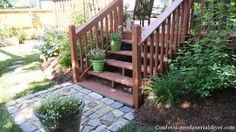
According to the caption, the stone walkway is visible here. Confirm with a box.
[5,83,134,132]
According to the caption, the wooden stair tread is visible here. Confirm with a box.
[78,80,133,106]
[105,59,157,73]
[106,59,133,70]
[122,39,164,47]
[107,50,162,60]
[88,71,133,87]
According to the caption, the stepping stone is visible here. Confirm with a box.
[111,102,123,109]
[20,122,37,132]
[101,97,114,105]
[88,92,103,99]
[101,113,116,122]
[88,118,101,127]
[107,118,129,132]
[112,109,124,117]
[119,106,133,113]
[124,112,134,120]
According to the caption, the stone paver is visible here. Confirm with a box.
[5,83,134,132]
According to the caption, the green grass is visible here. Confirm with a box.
[118,121,157,132]
[0,43,55,131]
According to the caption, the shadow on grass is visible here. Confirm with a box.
[0,49,20,58]
[0,54,40,77]
[13,80,55,100]
[0,103,22,132]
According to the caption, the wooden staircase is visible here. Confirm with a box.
[69,0,194,109]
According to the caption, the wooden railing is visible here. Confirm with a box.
[132,0,194,108]
[69,0,123,82]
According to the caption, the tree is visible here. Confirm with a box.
[0,0,13,8]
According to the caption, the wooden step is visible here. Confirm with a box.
[78,80,133,106]
[122,39,164,47]
[107,50,162,60]
[88,71,133,87]
[105,59,155,74]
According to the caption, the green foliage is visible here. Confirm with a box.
[0,28,26,43]
[88,49,105,60]
[58,36,72,68]
[143,73,182,106]
[34,94,83,128]
[169,0,236,97]
[118,121,156,132]
[36,27,66,60]
[110,32,122,42]
[0,0,13,8]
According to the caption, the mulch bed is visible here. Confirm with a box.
[135,89,236,129]
[41,57,72,84]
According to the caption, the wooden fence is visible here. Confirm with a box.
[54,0,113,29]
[0,9,55,29]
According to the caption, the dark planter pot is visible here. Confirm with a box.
[34,100,85,132]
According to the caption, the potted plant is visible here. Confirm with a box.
[34,94,84,132]
[88,49,105,72]
[109,32,122,51]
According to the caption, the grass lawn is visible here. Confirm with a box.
[118,121,157,132]
[0,42,55,131]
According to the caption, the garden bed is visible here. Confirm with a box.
[135,89,236,129]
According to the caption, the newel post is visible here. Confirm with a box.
[132,25,142,109]
[69,25,80,82]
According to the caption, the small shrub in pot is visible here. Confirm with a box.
[88,49,105,72]
[34,94,84,132]
[109,32,122,51]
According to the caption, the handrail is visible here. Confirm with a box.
[140,0,183,43]
[75,0,123,38]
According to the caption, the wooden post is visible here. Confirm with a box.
[132,25,142,109]
[69,25,80,82]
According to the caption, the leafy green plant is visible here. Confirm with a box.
[169,0,236,97]
[109,32,122,42]
[36,26,66,60]
[34,94,83,128]
[143,73,182,106]
[0,28,26,43]
[88,49,105,60]
[0,0,13,8]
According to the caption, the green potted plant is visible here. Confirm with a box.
[88,49,105,72]
[34,94,84,132]
[109,32,122,51]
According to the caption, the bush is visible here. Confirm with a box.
[170,42,236,97]
[36,27,66,60]
[109,32,122,42]
[58,36,72,68]
[143,73,182,106]
[34,94,83,128]
[0,28,26,43]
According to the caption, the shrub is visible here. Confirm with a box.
[36,27,66,60]
[58,36,72,68]
[88,49,105,60]
[0,28,26,43]
[109,32,122,42]
[34,94,83,128]
[143,73,182,106]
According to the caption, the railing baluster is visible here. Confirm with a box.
[154,28,159,76]
[114,8,118,32]
[95,24,99,48]
[143,41,148,78]
[90,29,94,49]
[105,15,109,47]
[160,22,165,73]
[84,33,89,68]
[79,38,83,70]
[110,12,113,33]
[101,19,104,49]
[170,11,176,58]
[149,34,154,77]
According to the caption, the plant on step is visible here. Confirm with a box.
[34,94,84,131]
[88,48,105,72]
[109,32,122,51]
[143,72,182,107]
